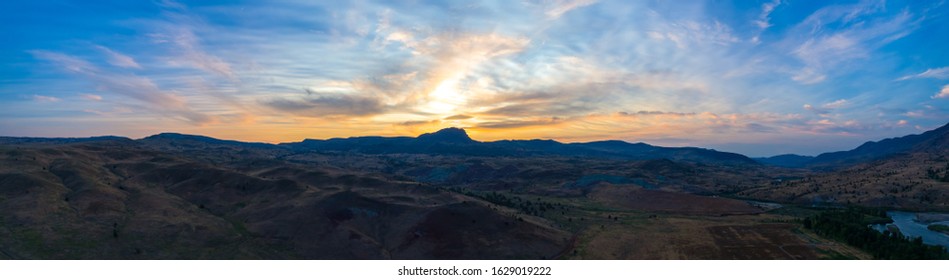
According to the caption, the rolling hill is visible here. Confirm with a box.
[0,140,569,259]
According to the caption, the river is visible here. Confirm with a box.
[872,211,949,248]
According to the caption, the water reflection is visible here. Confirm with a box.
[871,211,949,248]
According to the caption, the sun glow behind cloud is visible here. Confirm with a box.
[0,0,947,156]
[424,76,466,116]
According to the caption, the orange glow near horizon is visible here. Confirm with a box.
[144,110,801,148]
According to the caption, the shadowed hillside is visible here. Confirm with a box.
[2,124,948,259]
[0,141,569,259]
[741,123,949,210]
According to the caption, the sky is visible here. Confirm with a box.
[1,0,947,157]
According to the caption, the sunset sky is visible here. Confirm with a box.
[1,0,947,156]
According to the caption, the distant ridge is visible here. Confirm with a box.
[0,127,760,164]
[17,128,749,164]
[6,123,948,167]
[280,127,757,164]
[754,122,949,168]
[141,132,279,150]
[754,154,814,168]
[807,122,949,168]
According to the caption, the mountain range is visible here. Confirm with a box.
[9,122,948,169]
[280,127,757,165]
[755,122,949,168]
[1,122,947,259]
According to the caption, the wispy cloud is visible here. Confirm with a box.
[804,118,868,135]
[32,95,61,103]
[791,68,827,85]
[754,0,782,30]
[543,0,598,19]
[803,99,848,116]
[79,94,103,101]
[397,119,441,127]
[261,95,386,117]
[901,105,948,120]
[158,27,235,79]
[934,85,949,99]
[822,99,848,109]
[802,104,826,114]
[620,111,696,117]
[787,1,919,84]
[27,50,96,74]
[29,50,211,124]
[94,45,142,69]
[147,3,236,80]
[647,20,739,49]
[474,117,562,129]
[897,67,949,81]
[750,0,783,44]
[156,0,186,10]
[444,114,472,120]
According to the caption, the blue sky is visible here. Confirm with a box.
[1,0,947,156]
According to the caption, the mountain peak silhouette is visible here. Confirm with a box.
[416,127,475,143]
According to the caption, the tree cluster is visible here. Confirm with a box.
[803,207,948,259]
